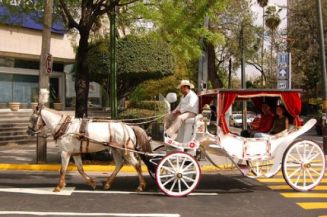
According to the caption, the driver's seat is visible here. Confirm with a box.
[175,115,201,143]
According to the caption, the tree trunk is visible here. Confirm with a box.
[262,6,266,86]
[75,32,90,118]
[207,41,223,88]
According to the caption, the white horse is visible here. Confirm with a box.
[27,91,152,192]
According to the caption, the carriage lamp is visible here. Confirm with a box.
[202,104,212,124]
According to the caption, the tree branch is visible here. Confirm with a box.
[58,0,79,29]
[118,0,140,6]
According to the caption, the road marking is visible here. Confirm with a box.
[0,211,180,216]
[281,193,327,198]
[268,185,327,190]
[0,187,75,196]
[74,190,219,196]
[257,178,327,183]
[297,202,327,210]
[275,172,327,176]
[0,188,218,196]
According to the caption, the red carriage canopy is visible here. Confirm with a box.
[198,89,302,134]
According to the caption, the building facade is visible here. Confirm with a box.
[0,3,102,110]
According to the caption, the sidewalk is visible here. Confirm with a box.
[0,128,322,173]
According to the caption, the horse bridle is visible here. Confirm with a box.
[28,104,46,135]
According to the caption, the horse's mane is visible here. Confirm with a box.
[39,88,49,104]
[130,125,152,153]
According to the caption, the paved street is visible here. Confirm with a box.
[0,170,321,217]
[0,128,325,216]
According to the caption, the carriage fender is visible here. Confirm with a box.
[267,119,317,176]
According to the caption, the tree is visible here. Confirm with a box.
[287,0,327,99]
[0,0,141,117]
[86,35,175,99]
[58,0,144,117]
[257,0,269,85]
[265,5,281,81]
[132,0,227,61]
[212,0,260,88]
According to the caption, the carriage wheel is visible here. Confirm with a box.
[282,140,325,191]
[155,152,201,197]
[148,145,166,179]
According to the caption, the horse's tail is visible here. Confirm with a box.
[130,125,152,153]
[130,125,156,173]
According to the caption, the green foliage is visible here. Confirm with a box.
[86,34,175,98]
[265,6,282,32]
[129,63,191,101]
[119,108,157,119]
[288,0,325,99]
[213,0,260,84]
[127,100,165,112]
[131,0,227,62]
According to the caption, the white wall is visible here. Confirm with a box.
[0,25,75,62]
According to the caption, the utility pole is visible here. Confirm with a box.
[110,1,118,119]
[316,0,327,156]
[240,23,247,130]
[37,0,53,163]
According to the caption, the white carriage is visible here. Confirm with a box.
[152,89,326,197]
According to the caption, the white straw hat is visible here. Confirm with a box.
[177,80,194,89]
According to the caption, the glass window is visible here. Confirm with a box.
[0,74,13,103]
[14,59,39,70]
[0,57,15,67]
[53,63,64,72]
[12,74,39,103]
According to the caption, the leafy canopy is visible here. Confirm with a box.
[131,0,227,61]
[87,34,175,98]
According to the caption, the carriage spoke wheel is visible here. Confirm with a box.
[155,152,201,197]
[282,140,325,191]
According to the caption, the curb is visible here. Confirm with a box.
[0,164,221,173]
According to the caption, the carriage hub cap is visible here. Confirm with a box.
[303,163,311,169]
[176,173,183,179]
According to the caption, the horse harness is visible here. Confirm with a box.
[53,115,72,140]
[78,119,132,155]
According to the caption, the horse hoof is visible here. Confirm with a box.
[103,183,111,190]
[90,180,97,190]
[136,186,145,192]
[53,186,61,192]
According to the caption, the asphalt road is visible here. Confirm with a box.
[0,170,325,217]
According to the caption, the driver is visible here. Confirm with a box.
[164,80,199,139]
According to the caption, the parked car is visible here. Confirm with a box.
[230,113,254,127]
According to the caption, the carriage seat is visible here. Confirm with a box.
[175,115,199,143]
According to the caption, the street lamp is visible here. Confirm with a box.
[316,0,327,157]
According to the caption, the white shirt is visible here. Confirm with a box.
[176,90,199,114]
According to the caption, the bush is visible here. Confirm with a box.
[129,63,193,101]
[119,108,157,120]
[128,100,166,112]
